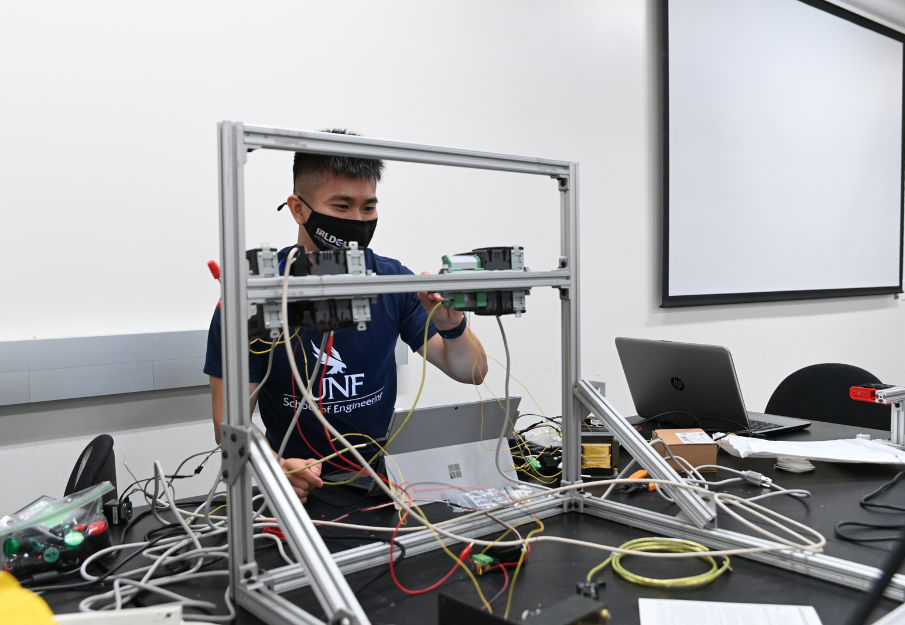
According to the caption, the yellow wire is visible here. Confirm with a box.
[321,301,442,486]
[249,328,301,354]
[480,519,544,554]
[186,503,225,524]
[464,319,549,461]
[283,444,370,474]
[504,521,545,619]
[408,497,493,612]
[585,537,730,588]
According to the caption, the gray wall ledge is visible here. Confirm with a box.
[0,331,209,406]
[0,332,409,407]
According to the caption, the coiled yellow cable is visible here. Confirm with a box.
[586,537,730,588]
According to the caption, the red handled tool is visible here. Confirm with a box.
[208,260,221,308]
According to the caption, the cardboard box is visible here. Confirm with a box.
[652,429,717,473]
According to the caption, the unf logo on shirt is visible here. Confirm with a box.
[282,341,384,415]
[312,343,346,375]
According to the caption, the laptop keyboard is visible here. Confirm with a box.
[747,419,775,432]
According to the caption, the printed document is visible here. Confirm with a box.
[638,599,822,625]
[718,436,905,464]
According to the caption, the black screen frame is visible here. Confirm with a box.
[661,0,905,308]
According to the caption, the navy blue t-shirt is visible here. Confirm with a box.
[203,247,437,461]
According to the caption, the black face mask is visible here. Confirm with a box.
[278,196,378,250]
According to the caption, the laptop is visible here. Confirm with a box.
[382,396,522,501]
[324,396,522,496]
[615,338,810,436]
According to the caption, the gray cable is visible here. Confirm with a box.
[249,342,276,403]
[494,316,541,489]
[277,331,330,462]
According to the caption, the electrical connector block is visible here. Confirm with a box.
[470,553,497,575]
[438,246,529,316]
[246,242,376,339]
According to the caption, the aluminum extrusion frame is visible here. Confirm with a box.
[218,121,581,624]
[573,379,716,528]
[582,496,905,601]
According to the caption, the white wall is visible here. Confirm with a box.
[1,0,904,512]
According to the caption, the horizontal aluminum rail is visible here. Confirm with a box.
[243,125,572,177]
[264,495,563,595]
[246,269,570,304]
[583,497,905,601]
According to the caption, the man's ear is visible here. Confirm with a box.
[286,195,308,226]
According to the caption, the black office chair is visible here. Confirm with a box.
[765,363,890,431]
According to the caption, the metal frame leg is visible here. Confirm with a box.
[221,424,370,625]
[574,379,717,528]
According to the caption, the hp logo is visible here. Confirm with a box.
[670,377,685,391]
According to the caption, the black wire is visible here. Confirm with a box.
[835,521,905,543]
[860,471,905,513]
[846,528,905,625]
[634,411,757,436]
[835,471,905,543]
[120,509,153,544]
[322,535,407,594]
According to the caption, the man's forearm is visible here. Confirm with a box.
[209,377,258,444]
[439,329,488,383]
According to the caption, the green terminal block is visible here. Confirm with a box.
[43,547,60,563]
[438,247,528,316]
[470,552,497,575]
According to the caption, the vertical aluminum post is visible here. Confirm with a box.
[560,163,582,485]
[892,402,905,446]
[218,121,256,593]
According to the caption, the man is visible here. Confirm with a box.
[204,129,489,502]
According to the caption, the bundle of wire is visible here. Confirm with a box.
[52,251,830,620]
[273,248,828,618]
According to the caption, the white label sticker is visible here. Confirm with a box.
[675,431,713,445]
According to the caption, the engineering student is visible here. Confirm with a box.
[204,129,489,502]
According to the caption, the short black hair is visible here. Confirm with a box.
[292,128,385,194]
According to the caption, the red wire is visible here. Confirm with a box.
[389,507,473,595]
[317,333,334,414]
[317,333,367,472]
[286,332,352,473]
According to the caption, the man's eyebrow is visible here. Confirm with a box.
[326,194,378,204]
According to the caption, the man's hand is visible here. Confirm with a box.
[417,271,464,331]
[279,458,324,503]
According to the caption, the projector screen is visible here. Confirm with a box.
[663,0,905,307]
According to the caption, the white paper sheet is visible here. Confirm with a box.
[638,598,822,625]
[719,436,905,464]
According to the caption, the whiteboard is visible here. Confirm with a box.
[663,0,905,306]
